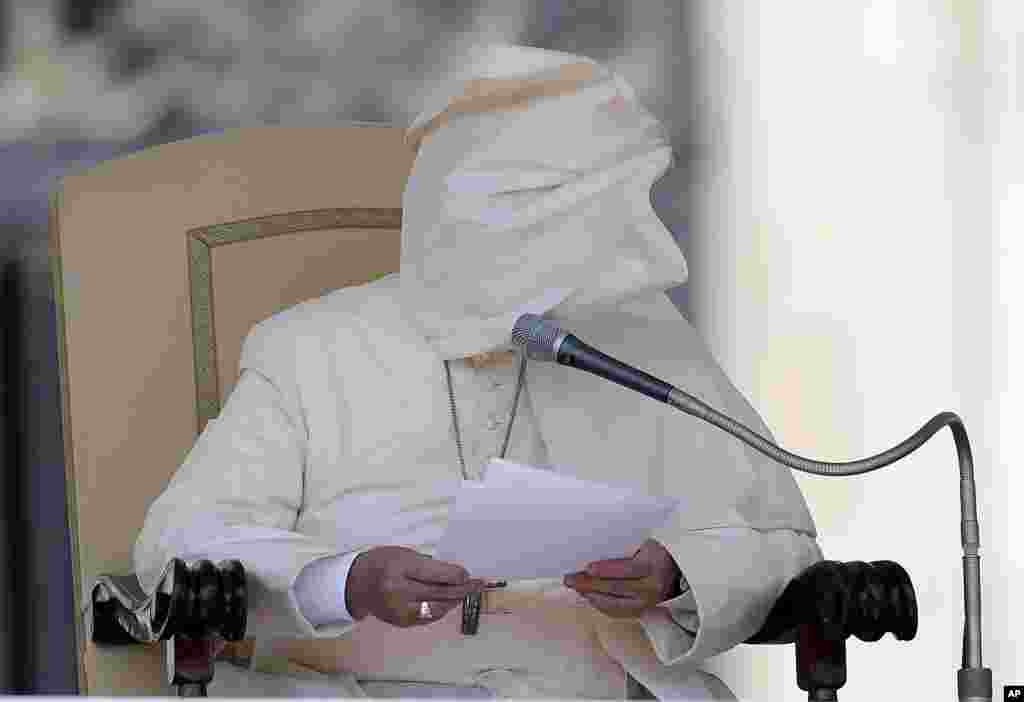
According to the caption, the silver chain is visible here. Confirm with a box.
[443,350,527,480]
[444,350,527,637]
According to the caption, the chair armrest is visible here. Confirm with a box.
[743,559,917,698]
[90,559,246,695]
[745,559,917,645]
[91,558,246,644]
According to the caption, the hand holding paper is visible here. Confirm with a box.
[563,537,684,618]
[434,459,679,581]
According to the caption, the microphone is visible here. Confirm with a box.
[511,313,674,403]
[512,313,809,469]
[511,312,991,702]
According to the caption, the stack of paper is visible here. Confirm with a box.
[434,458,679,580]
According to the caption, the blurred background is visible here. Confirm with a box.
[0,1,1020,699]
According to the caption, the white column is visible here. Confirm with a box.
[687,2,1018,699]
[982,0,1024,691]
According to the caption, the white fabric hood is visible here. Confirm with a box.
[399,44,688,360]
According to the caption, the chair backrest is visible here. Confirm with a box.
[49,125,414,694]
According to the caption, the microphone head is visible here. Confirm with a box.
[512,314,566,362]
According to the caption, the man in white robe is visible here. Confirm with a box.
[134,44,823,699]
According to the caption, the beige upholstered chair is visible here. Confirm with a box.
[50,125,410,694]
[50,125,916,698]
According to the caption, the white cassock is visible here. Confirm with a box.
[133,45,823,699]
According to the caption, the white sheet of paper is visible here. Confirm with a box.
[434,458,679,580]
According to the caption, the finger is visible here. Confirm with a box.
[565,573,656,599]
[584,557,652,579]
[406,600,460,627]
[428,601,461,623]
[407,557,471,585]
[579,591,648,619]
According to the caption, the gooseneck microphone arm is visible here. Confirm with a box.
[511,313,991,702]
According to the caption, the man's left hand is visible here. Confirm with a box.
[563,538,682,619]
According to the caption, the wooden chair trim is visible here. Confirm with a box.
[186,207,401,433]
[48,184,88,693]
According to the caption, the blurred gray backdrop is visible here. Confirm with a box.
[0,1,696,692]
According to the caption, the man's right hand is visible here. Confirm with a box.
[345,546,488,628]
